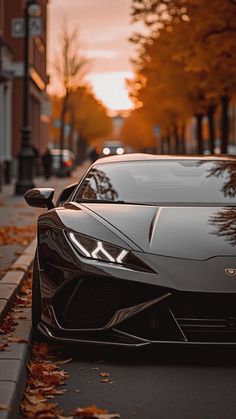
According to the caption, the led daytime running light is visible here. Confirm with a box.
[69,232,128,264]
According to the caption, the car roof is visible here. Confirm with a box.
[103,141,123,146]
[93,153,236,165]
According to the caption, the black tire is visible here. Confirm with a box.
[31,251,42,333]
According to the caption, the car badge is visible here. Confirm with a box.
[225,268,236,277]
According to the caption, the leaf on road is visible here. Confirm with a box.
[25,393,47,405]
[55,357,73,366]
[100,379,114,384]
[20,399,60,418]
[99,372,110,377]
[73,405,120,418]
[32,342,50,358]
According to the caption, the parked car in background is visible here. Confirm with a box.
[101,141,125,157]
[50,149,75,177]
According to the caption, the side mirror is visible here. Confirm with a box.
[24,188,55,210]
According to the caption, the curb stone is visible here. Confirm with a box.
[0,239,36,419]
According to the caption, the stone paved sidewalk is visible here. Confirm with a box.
[0,160,91,274]
[0,160,91,418]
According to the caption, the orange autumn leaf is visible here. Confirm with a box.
[0,225,35,246]
[42,370,70,386]
[0,314,16,334]
[100,378,114,384]
[6,336,28,343]
[99,372,110,377]
[25,393,47,405]
[0,343,8,351]
[20,399,59,417]
[73,405,120,418]
[73,405,108,416]
[32,342,50,359]
[0,404,11,412]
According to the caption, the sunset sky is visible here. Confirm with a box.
[47,0,137,111]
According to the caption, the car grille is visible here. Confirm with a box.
[53,279,236,344]
[55,276,159,329]
[171,292,236,342]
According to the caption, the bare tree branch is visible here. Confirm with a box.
[203,25,236,42]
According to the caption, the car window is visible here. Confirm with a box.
[74,160,236,205]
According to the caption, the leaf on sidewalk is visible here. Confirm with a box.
[0,404,11,412]
[0,314,17,334]
[0,343,8,351]
[0,225,35,246]
[6,336,28,343]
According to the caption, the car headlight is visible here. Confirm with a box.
[103,147,110,155]
[68,232,129,264]
[116,147,124,155]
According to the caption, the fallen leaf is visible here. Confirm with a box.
[55,357,73,365]
[0,314,17,334]
[0,404,11,412]
[73,405,120,418]
[99,372,110,377]
[32,342,50,358]
[0,224,35,246]
[100,379,114,384]
[0,343,8,351]
[6,336,28,343]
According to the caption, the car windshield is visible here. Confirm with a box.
[75,160,236,205]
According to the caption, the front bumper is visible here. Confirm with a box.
[39,275,236,346]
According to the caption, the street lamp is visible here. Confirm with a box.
[15,0,41,195]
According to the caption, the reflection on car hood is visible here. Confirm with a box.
[84,203,236,260]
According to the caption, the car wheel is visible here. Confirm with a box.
[31,251,42,336]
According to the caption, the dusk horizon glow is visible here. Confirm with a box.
[47,0,136,112]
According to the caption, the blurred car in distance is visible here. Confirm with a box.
[50,149,75,177]
[101,141,125,157]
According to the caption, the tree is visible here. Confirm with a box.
[120,108,156,150]
[54,26,88,170]
[130,0,236,154]
[48,87,113,161]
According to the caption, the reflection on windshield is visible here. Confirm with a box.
[206,161,236,198]
[80,168,118,201]
[209,208,236,246]
[76,160,236,204]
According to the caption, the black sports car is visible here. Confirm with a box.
[24,154,236,346]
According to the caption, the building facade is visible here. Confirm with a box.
[0,0,49,188]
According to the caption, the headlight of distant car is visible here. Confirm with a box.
[116,147,124,155]
[68,232,129,264]
[103,147,110,155]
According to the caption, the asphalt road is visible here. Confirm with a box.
[47,342,236,419]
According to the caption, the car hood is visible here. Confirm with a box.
[83,203,236,260]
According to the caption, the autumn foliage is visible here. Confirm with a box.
[125,0,236,154]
